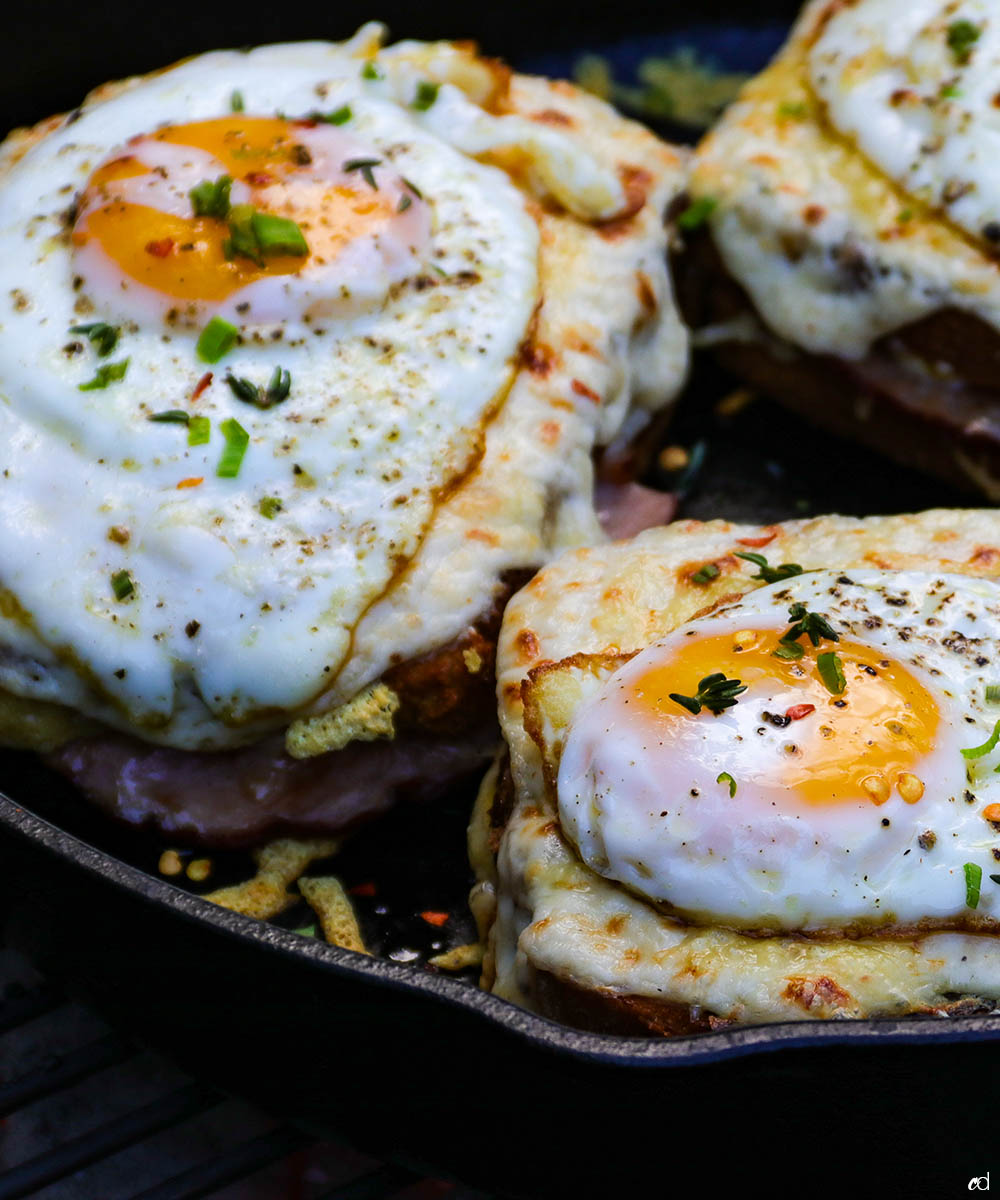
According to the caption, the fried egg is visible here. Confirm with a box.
[475,512,1000,1028]
[559,570,997,933]
[689,0,1000,359]
[0,27,688,753]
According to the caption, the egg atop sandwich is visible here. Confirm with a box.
[0,26,689,840]
[475,512,1000,1031]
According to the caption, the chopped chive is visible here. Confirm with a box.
[148,410,190,425]
[314,104,352,125]
[677,195,717,232]
[402,177,423,200]
[344,157,381,191]
[110,569,135,601]
[225,203,262,264]
[817,651,845,695]
[962,719,1000,760]
[986,685,1000,704]
[69,321,119,357]
[217,417,249,478]
[292,922,318,938]
[717,771,737,798]
[947,19,980,65]
[734,551,803,584]
[361,60,383,80]
[940,83,962,99]
[411,80,440,111]
[189,175,232,219]
[691,562,720,585]
[965,861,982,909]
[230,90,244,112]
[188,415,211,446]
[397,193,412,213]
[196,317,238,364]
[79,359,129,391]
[258,495,283,519]
[991,874,1000,887]
[251,211,308,256]
[772,642,804,661]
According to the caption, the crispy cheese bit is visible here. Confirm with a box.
[861,775,890,806]
[186,857,213,882]
[428,943,485,971]
[205,836,339,920]
[462,647,483,674]
[897,773,925,804]
[158,849,184,876]
[285,681,400,759]
[298,875,368,954]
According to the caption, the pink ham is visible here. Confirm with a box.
[595,481,677,540]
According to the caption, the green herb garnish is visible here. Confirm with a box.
[344,157,381,191]
[772,641,805,661]
[817,650,846,696]
[110,569,135,601]
[412,80,440,111]
[69,322,120,357]
[217,418,249,478]
[670,672,747,717]
[940,83,962,99]
[258,495,283,519]
[292,922,318,938]
[734,551,803,584]
[188,415,211,446]
[230,90,245,113]
[781,602,840,648]
[777,100,808,119]
[361,60,383,80]
[312,105,352,125]
[717,771,737,797]
[986,685,1000,704]
[965,861,983,909]
[79,359,129,391]
[189,175,233,220]
[224,203,261,263]
[961,719,1000,760]
[251,212,308,256]
[148,410,190,425]
[691,562,720,585]
[226,366,291,410]
[196,317,239,364]
[947,19,981,65]
[677,195,717,232]
[402,177,423,200]
[397,194,413,213]
[990,874,1000,887]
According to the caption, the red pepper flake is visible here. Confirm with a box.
[570,378,601,404]
[737,531,777,548]
[145,238,174,258]
[191,371,213,402]
[349,881,377,897]
[176,476,203,489]
[786,703,816,721]
[420,910,449,927]
[245,171,274,186]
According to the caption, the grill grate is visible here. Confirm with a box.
[0,950,490,1200]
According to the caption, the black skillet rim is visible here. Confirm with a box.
[5,789,1000,1065]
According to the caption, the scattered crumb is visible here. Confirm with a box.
[158,849,183,876]
[428,943,485,971]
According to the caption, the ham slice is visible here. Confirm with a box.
[47,726,497,847]
[595,481,677,539]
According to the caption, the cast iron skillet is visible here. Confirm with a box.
[2,3,1000,1193]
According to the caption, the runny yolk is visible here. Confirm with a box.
[73,117,401,303]
[631,628,940,808]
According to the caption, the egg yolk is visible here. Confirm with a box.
[73,117,405,303]
[632,628,940,808]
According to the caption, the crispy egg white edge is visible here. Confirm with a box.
[485,511,1000,1018]
[0,38,689,750]
[688,0,1000,360]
